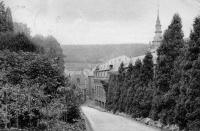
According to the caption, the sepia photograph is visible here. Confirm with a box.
[0,0,200,131]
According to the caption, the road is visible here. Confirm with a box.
[81,106,161,131]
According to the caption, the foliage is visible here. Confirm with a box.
[32,35,65,73]
[0,1,13,32]
[151,14,184,125]
[174,16,200,130]
[0,32,39,52]
[66,105,80,123]
[125,59,142,114]
[104,13,200,131]
[0,2,84,130]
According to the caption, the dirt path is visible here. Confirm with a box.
[81,106,161,131]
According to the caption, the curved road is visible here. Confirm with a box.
[81,106,161,131]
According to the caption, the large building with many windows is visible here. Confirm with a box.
[90,55,130,107]
[88,9,162,108]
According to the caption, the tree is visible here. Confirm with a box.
[106,74,117,110]
[141,52,154,85]
[0,2,13,32]
[0,32,39,52]
[137,52,154,117]
[5,7,13,31]
[151,14,184,124]
[32,35,65,73]
[115,62,125,112]
[156,14,184,93]
[175,16,200,130]
[118,63,133,113]
[128,52,154,118]
[25,54,65,95]
[125,59,142,114]
[0,2,83,130]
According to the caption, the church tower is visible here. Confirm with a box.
[150,4,162,52]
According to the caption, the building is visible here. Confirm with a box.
[14,22,31,37]
[90,55,130,107]
[88,8,162,108]
[68,69,93,101]
[88,75,94,99]
[149,8,162,52]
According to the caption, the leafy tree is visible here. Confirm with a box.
[0,2,13,32]
[5,7,13,32]
[0,32,39,52]
[0,2,84,130]
[26,55,65,95]
[32,35,65,73]
[0,1,7,32]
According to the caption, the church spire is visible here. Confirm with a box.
[156,6,160,25]
[155,0,161,34]
[150,0,162,51]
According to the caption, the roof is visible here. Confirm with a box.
[130,51,157,65]
[93,52,157,73]
[95,55,131,71]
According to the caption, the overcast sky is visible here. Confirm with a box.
[4,0,200,45]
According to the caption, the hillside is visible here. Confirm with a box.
[62,44,149,64]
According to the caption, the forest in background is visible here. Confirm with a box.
[62,44,149,64]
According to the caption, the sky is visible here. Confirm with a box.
[4,0,200,45]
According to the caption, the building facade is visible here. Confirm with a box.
[89,9,162,108]
[89,55,130,107]
[93,68,110,108]
[88,75,94,99]
[68,69,93,102]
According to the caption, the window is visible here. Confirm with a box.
[95,86,97,95]
[96,86,98,96]
[97,86,99,96]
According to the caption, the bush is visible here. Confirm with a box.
[59,111,68,122]
[38,121,47,131]
[67,106,80,123]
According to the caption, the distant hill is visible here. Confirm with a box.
[61,44,149,64]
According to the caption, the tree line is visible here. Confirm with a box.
[0,1,85,131]
[105,14,200,130]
